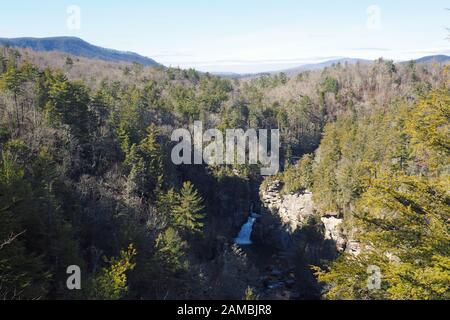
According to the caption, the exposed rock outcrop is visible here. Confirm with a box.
[260,181,319,231]
[320,216,346,253]
[257,180,358,255]
[261,180,315,232]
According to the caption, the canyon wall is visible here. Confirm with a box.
[254,180,360,260]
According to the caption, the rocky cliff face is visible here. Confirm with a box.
[251,180,342,299]
[320,216,346,253]
[261,180,315,233]
[250,179,364,299]
[257,180,359,255]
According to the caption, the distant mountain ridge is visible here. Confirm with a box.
[218,55,450,78]
[276,58,372,76]
[0,37,448,75]
[270,56,450,77]
[0,36,159,66]
[408,55,450,64]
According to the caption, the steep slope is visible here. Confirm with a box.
[0,36,159,66]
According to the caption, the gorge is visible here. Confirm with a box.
[1,41,447,300]
[231,179,353,299]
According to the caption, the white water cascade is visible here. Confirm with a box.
[235,204,259,245]
[234,216,256,245]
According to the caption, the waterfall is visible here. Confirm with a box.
[235,216,256,245]
[235,203,259,245]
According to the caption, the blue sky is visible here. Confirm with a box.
[1,0,449,73]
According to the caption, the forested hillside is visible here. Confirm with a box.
[0,46,448,300]
[284,85,449,299]
[0,37,159,66]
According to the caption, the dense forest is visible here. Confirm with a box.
[0,46,448,300]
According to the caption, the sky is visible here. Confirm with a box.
[0,0,449,73]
